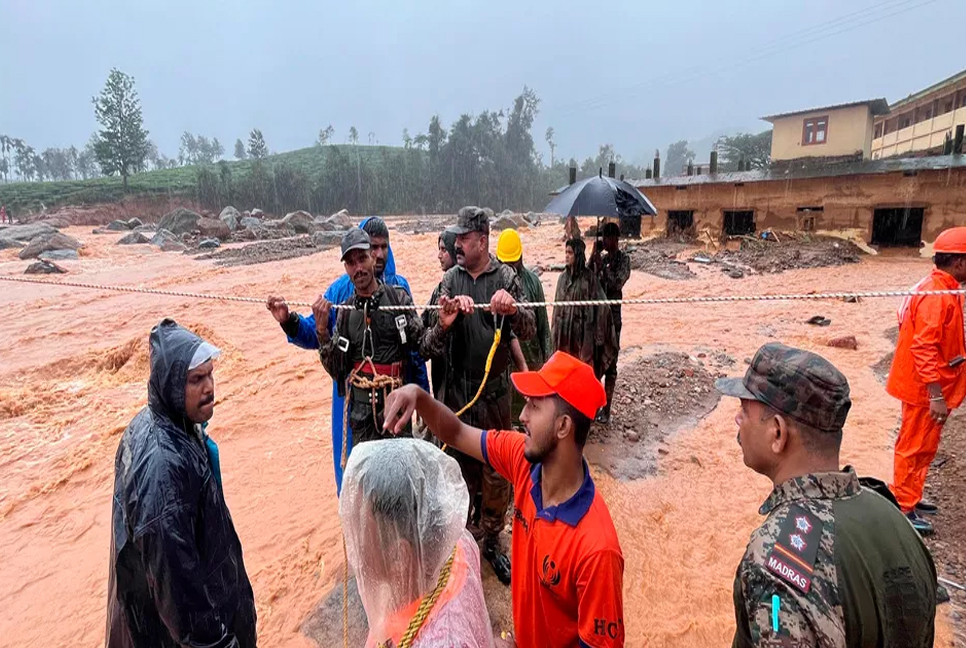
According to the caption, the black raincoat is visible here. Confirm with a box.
[106,320,256,648]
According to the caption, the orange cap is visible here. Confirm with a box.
[510,351,606,419]
[934,227,966,254]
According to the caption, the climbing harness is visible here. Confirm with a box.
[3,274,966,310]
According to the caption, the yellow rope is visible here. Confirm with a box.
[388,547,458,648]
[454,328,502,418]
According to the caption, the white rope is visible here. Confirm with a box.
[2,274,965,310]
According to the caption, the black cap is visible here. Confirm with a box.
[715,342,852,433]
[340,228,371,261]
[451,206,492,235]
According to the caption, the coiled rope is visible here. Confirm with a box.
[3,275,966,309]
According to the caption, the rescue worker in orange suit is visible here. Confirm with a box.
[887,226,966,535]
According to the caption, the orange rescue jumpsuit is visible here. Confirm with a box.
[886,268,966,512]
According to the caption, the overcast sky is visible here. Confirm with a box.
[2,0,963,166]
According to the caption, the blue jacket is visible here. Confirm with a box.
[285,217,429,493]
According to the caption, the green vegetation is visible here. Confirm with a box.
[5,78,732,218]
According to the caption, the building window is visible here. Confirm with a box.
[900,115,912,129]
[874,123,883,139]
[667,211,695,237]
[802,116,828,145]
[922,106,933,121]
[943,99,954,114]
[797,207,822,232]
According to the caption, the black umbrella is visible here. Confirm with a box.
[544,170,657,219]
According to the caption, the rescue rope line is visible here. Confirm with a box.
[4,274,966,309]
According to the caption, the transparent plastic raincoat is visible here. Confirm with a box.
[339,439,494,648]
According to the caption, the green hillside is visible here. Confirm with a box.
[0,144,410,215]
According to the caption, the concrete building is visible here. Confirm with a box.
[872,68,966,160]
[762,99,889,162]
[633,155,966,247]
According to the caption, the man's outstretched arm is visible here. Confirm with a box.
[383,384,485,464]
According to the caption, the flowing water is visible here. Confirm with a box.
[0,224,955,646]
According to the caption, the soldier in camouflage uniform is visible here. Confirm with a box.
[717,343,937,648]
[591,222,631,423]
[421,206,536,585]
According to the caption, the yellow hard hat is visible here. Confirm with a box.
[496,228,523,263]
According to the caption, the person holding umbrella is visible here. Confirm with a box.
[591,222,631,424]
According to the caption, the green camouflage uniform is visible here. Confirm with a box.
[719,343,938,648]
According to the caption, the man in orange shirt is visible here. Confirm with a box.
[887,226,966,535]
[384,350,625,648]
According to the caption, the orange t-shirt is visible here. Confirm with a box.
[483,429,624,648]
[887,268,966,408]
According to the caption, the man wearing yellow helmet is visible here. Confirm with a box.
[497,228,552,428]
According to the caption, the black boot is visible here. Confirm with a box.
[483,537,511,586]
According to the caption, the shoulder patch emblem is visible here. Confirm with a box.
[765,504,822,594]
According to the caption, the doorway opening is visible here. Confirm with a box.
[871,207,924,247]
[723,210,755,236]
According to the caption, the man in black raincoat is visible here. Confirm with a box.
[106,319,256,648]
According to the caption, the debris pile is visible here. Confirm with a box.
[585,352,720,479]
[697,234,864,277]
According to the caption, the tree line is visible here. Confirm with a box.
[2,67,773,214]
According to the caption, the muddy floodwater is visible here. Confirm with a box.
[0,222,958,646]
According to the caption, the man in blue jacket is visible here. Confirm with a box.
[266,216,428,492]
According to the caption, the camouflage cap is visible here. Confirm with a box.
[715,342,851,433]
[452,206,492,235]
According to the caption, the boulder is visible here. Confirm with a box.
[250,208,265,219]
[0,237,25,250]
[150,229,181,248]
[161,240,188,253]
[39,217,71,229]
[134,225,157,233]
[327,209,353,230]
[197,217,231,241]
[219,206,241,232]
[106,219,132,231]
[524,211,542,226]
[117,232,151,245]
[490,214,526,231]
[127,217,144,229]
[198,238,221,249]
[282,210,315,234]
[39,249,79,261]
[499,209,514,217]
[234,228,257,241]
[18,232,83,260]
[157,207,202,235]
[0,222,57,244]
[828,335,859,351]
[241,210,251,219]
[313,230,345,247]
[25,259,67,275]
[240,217,263,230]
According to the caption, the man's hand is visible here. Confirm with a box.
[266,295,290,323]
[311,295,332,338]
[383,384,422,435]
[439,295,474,331]
[930,397,949,425]
[490,289,517,316]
